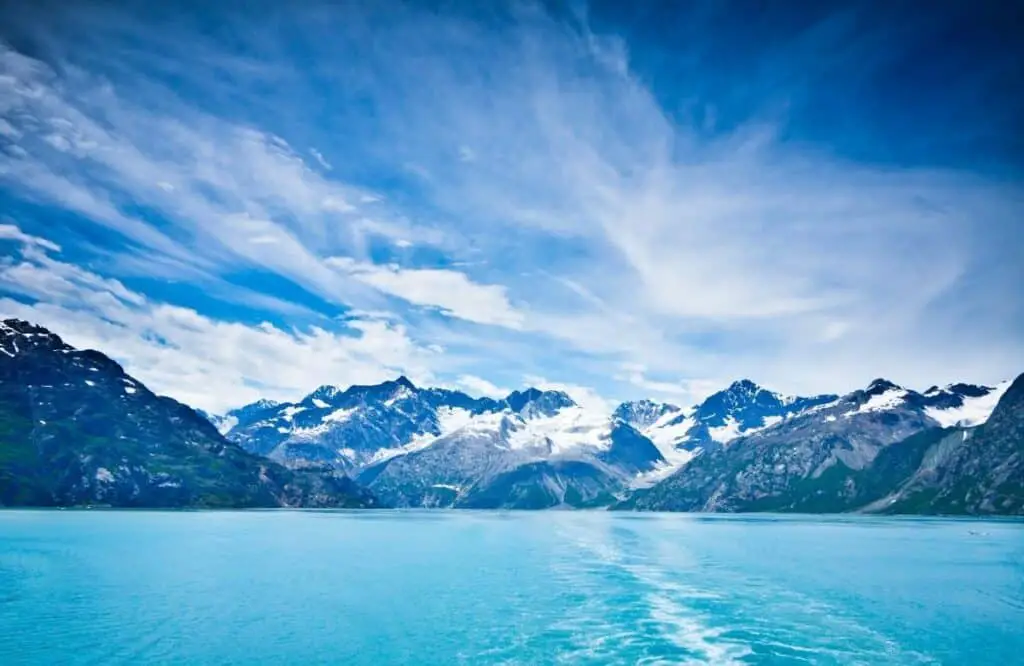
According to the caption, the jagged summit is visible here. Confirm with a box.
[393,375,417,390]
[247,398,281,410]
[727,379,762,393]
[1,318,71,355]
[866,378,901,394]
[944,382,991,398]
[504,387,575,416]
[2,317,45,333]
[308,384,343,402]
[612,399,680,430]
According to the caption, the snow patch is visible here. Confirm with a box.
[324,407,356,423]
[366,407,510,466]
[217,415,238,435]
[856,388,909,414]
[708,416,742,444]
[312,398,330,409]
[435,406,475,435]
[925,381,1010,428]
[632,448,698,488]
[506,405,610,454]
[643,409,696,453]
[84,380,96,387]
[124,386,137,394]
[281,405,307,420]
[384,386,413,406]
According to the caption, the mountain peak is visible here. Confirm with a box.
[2,318,43,333]
[613,399,680,430]
[392,375,417,390]
[245,398,281,411]
[309,385,343,402]
[727,379,762,393]
[2,319,56,338]
[504,388,575,415]
[944,382,991,398]
[1,319,70,356]
[866,378,901,394]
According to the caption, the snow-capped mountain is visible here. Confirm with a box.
[363,406,665,508]
[215,376,850,507]
[197,399,281,435]
[227,377,501,467]
[622,376,1015,513]
[621,380,838,450]
[220,378,657,507]
[611,381,840,486]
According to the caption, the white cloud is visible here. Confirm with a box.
[523,374,614,413]
[453,374,508,398]
[615,365,722,406]
[0,224,62,252]
[309,147,332,170]
[327,257,525,329]
[0,230,439,413]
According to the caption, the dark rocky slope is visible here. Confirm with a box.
[0,319,377,508]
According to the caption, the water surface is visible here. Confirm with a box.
[1,511,1022,664]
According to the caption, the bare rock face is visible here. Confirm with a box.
[620,376,1021,515]
[878,374,1024,515]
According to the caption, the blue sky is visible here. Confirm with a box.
[1,0,1022,413]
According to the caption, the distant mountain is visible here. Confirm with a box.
[619,377,1016,513]
[213,376,845,508]
[8,316,1014,513]
[362,412,665,509]
[616,380,837,452]
[218,377,661,508]
[0,319,377,508]
[198,399,282,435]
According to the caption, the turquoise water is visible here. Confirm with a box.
[1,511,1022,665]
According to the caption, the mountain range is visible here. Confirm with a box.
[1,318,1020,514]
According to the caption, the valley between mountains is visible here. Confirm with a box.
[1,318,1021,514]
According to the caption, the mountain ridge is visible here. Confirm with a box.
[618,375,1017,514]
[0,319,377,508]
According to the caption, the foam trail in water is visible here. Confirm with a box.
[552,516,752,665]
